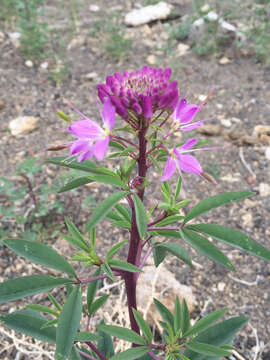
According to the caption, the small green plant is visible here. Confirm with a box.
[171,17,192,41]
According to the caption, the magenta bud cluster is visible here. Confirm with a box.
[97,66,179,120]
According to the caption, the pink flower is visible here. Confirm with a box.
[171,98,204,132]
[67,99,115,162]
[161,138,203,181]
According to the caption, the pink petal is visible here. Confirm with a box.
[77,150,93,162]
[177,154,202,174]
[179,105,199,124]
[179,138,197,150]
[161,156,176,181]
[181,121,203,132]
[70,139,92,155]
[102,99,115,131]
[93,136,109,160]
[175,98,187,118]
[68,120,103,139]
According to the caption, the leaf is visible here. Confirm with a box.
[41,318,58,329]
[97,320,115,357]
[184,317,248,360]
[187,224,270,262]
[184,192,255,223]
[89,295,109,315]
[186,341,231,357]
[174,176,182,202]
[181,299,190,335]
[174,297,182,333]
[133,193,147,239]
[4,238,76,277]
[101,263,115,281]
[0,309,56,343]
[85,174,128,189]
[26,304,59,317]
[155,215,184,227]
[87,268,102,312]
[180,229,235,271]
[132,309,152,343]
[74,331,100,342]
[155,243,192,267]
[58,176,94,193]
[149,229,182,239]
[98,324,146,345]
[85,191,129,232]
[152,246,167,267]
[114,204,131,222]
[48,293,62,311]
[65,219,89,252]
[184,308,228,338]
[106,240,128,262]
[69,346,83,360]
[56,286,82,359]
[46,157,113,175]
[153,299,174,328]
[0,275,73,303]
[110,346,149,360]
[109,259,142,273]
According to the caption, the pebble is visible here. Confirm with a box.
[40,61,49,70]
[146,54,157,65]
[217,282,226,291]
[219,56,231,65]
[25,60,33,68]
[124,1,173,26]
[265,147,270,161]
[89,4,100,12]
[200,4,210,13]
[0,31,5,43]
[219,20,236,33]
[206,11,218,22]
[247,176,255,185]
[193,18,205,29]
[220,119,232,128]
[198,94,207,102]
[176,43,190,57]
[0,99,5,110]
[84,72,98,81]
[8,32,21,48]
[9,116,39,137]
[67,36,86,50]
[259,183,270,197]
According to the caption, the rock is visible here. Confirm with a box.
[25,60,33,68]
[220,119,232,128]
[192,18,205,29]
[84,72,98,81]
[200,4,210,13]
[206,11,218,22]
[137,264,196,330]
[217,282,226,291]
[176,43,190,57]
[89,4,100,12]
[0,31,5,43]
[8,32,21,48]
[219,20,236,33]
[9,116,39,137]
[265,147,270,161]
[146,54,157,65]
[124,2,173,27]
[40,61,48,70]
[259,183,270,197]
[219,56,231,65]
[247,176,255,185]
[0,100,5,110]
[197,124,221,136]
[253,125,270,144]
[242,212,253,228]
[198,94,207,102]
[67,36,86,50]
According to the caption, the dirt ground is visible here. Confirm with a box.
[0,0,270,359]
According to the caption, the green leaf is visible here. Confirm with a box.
[4,238,76,277]
[74,331,100,342]
[85,191,129,232]
[110,346,149,360]
[180,229,235,271]
[155,215,184,227]
[181,299,190,335]
[97,320,115,357]
[87,174,128,189]
[184,309,228,338]
[184,317,248,360]
[0,275,73,303]
[133,193,147,239]
[186,341,231,357]
[89,295,109,315]
[184,192,255,223]
[109,259,142,273]
[149,229,181,239]
[26,304,59,317]
[187,224,270,262]
[98,324,146,345]
[46,157,113,175]
[106,240,128,262]
[41,318,58,329]
[65,218,89,252]
[87,268,102,312]
[153,246,167,267]
[101,263,115,281]
[114,204,131,222]
[48,293,62,311]
[0,309,56,343]
[69,346,83,360]
[174,177,182,202]
[153,299,174,328]
[56,286,82,359]
[58,176,94,193]
[155,243,192,267]
[174,297,182,333]
[132,309,152,343]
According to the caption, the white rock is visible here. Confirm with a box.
[89,4,100,12]
[206,11,218,22]
[219,56,231,65]
[9,116,38,137]
[200,4,210,13]
[124,2,173,27]
[8,32,21,48]
[25,60,33,68]
[217,282,226,291]
[193,18,205,29]
[220,119,232,128]
[84,71,98,80]
[176,43,190,56]
[216,103,223,109]
[198,94,207,102]
[265,147,270,161]
[219,20,236,32]
[146,54,157,65]
[40,61,48,70]
[259,183,270,197]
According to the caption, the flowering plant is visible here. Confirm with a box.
[1,66,270,360]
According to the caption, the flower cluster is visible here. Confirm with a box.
[64,66,211,182]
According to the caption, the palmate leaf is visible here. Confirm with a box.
[0,275,73,303]
[0,309,56,343]
[98,324,146,345]
[84,191,129,233]
[187,223,270,262]
[184,192,255,223]
[56,286,82,360]
[133,193,147,239]
[4,238,76,277]
[180,228,235,271]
